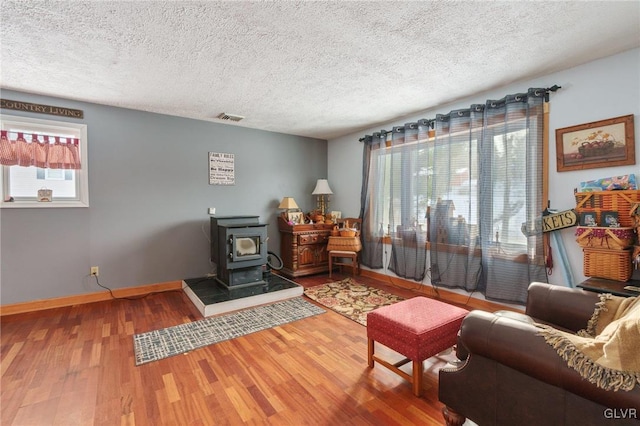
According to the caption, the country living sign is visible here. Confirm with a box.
[521,209,578,236]
[0,99,84,119]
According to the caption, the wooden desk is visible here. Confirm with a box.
[278,216,334,278]
[577,277,640,298]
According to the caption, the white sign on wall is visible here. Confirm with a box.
[209,152,235,185]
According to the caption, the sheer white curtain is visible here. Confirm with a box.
[360,121,431,281]
[361,88,551,304]
[476,90,548,303]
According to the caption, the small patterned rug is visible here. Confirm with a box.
[303,278,404,326]
[133,297,325,365]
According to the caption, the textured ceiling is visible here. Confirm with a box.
[1,1,639,140]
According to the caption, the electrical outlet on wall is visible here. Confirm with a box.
[90,266,99,276]
[208,207,216,215]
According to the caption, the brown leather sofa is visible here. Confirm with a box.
[439,282,640,426]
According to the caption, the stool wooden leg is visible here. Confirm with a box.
[412,360,423,397]
[367,338,374,368]
[351,254,356,277]
[329,254,333,278]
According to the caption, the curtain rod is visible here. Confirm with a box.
[359,85,561,142]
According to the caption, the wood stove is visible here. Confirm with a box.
[210,216,268,288]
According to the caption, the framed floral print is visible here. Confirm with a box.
[555,114,635,172]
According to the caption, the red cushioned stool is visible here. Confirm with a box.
[367,296,468,397]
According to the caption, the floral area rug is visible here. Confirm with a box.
[303,278,404,326]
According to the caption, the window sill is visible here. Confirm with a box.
[378,236,540,265]
[381,235,432,250]
[0,200,89,208]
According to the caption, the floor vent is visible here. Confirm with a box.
[217,113,245,122]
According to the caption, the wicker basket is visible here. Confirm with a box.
[574,190,640,227]
[575,226,636,250]
[339,229,357,237]
[327,236,362,252]
[583,247,632,281]
[578,140,614,157]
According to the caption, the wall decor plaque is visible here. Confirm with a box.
[209,152,235,185]
[0,99,83,119]
[521,209,578,236]
[555,114,635,172]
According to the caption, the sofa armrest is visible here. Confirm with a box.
[458,310,640,410]
[525,282,599,333]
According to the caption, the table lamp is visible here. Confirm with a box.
[278,197,299,212]
[311,179,333,217]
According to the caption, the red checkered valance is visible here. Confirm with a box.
[0,130,81,169]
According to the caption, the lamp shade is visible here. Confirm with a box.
[311,179,333,195]
[278,197,299,209]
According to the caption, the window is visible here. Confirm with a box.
[361,89,548,304]
[0,115,88,208]
[372,124,536,250]
[373,135,479,243]
[374,138,434,236]
[487,128,529,248]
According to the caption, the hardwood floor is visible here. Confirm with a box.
[1,272,511,425]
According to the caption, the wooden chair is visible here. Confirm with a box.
[328,218,362,278]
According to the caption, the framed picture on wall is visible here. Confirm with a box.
[555,114,635,172]
[330,211,342,220]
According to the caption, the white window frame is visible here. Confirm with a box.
[0,114,89,208]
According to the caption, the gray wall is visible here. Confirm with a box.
[0,90,327,304]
